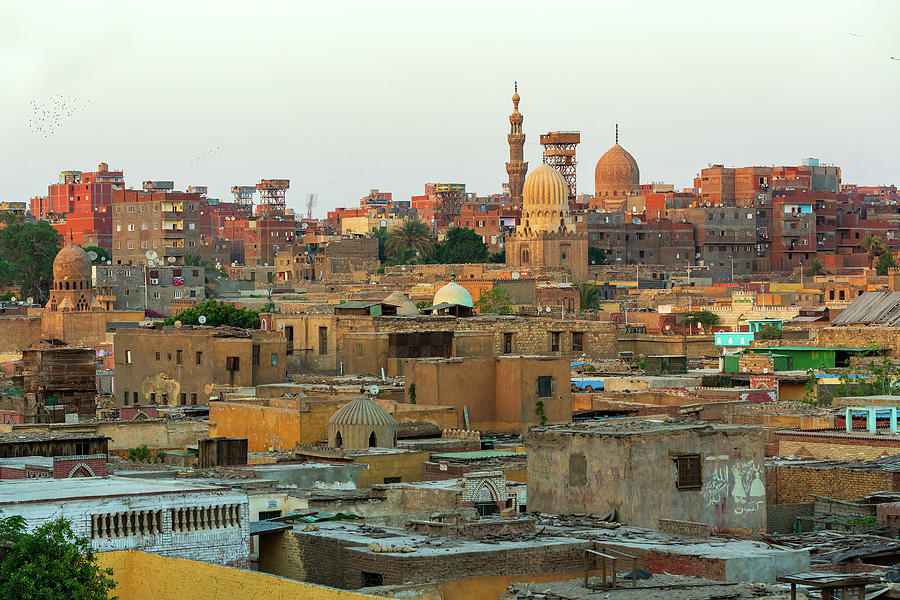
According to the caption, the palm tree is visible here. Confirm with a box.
[862,235,887,267]
[386,218,434,263]
[574,282,601,311]
[804,257,829,277]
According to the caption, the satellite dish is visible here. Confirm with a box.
[167,257,176,263]
[545,306,552,313]
[277,322,285,330]
[10,296,15,302]
[147,260,156,267]
[26,297,33,304]
[106,260,112,265]
[511,272,520,280]
[369,384,380,396]
[145,250,158,260]
[198,315,207,324]
[174,320,182,328]
[86,250,98,261]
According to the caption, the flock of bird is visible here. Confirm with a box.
[27,94,91,138]
[188,146,223,167]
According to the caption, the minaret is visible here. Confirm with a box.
[505,82,527,203]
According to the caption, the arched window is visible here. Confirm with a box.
[65,281,70,290]
[334,431,343,448]
[369,431,378,448]
[521,249,530,264]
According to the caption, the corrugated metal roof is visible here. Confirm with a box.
[832,291,900,326]
[430,450,525,460]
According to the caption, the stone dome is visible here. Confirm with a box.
[328,396,397,449]
[594,143,640,199]
[53,242,92,282]
[433,279,473,308]
[518,164,575,235]
[383,291,420,316]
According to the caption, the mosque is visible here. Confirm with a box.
[503,87,640,277]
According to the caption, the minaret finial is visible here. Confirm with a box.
[615,123,619,144]
[515,81,517,93]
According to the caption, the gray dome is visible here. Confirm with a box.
[329,396,396,428]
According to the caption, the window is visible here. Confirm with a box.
[125,350,132,364]
[226,356,240,371]
[503,332,513,354]
[150,393,157,403]
[179,393,186,406]
[258,510,282,520]
[196,351,202,365]
[572,332,584,352]
[537,376,553,398]
[383,477,401,484]
[550,332,560,353]
[285,326,294,355]
[155,352,160,361]
[190,393,197,405]
[176,350,183,365]
[133,391,139,404]
[271,353,278,366]
[252,345,260,367]
[362,573,383,587]
[675,454,702,490]
[75,442,90,455]
[128,224,135,231]
[318,327,328,355]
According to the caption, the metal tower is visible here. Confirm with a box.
[255,179,290,217]
[540,131,580,200]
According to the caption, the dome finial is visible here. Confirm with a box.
[450,272,456,281]
[615,123,618,145]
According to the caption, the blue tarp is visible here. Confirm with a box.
[572,379,604,390]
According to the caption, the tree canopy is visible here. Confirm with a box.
[588,246,607,266]
[163,299,260,328]
[804,257,829,277]
[876,252,898,276]
[434,227,488,264]
[0,513,117,600]
[474,287,513,314]
[0,214,62,301]
[82,246,111,264]
[574,282,602,311]
[385,219,434,265]
[684,310,720,327]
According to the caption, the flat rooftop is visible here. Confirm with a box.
[529,419,758,437]
[0,476,235,505]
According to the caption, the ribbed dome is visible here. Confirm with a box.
[53,242,92,282]
[433,280,473,308]
[594,143,640,198]
[329,396,396,428]
[517,164,574,235]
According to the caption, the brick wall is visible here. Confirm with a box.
[658,519,710,537]
[766,503,814,534]
[775,431,900,460]
[766,463,898,504]
[52,456,108,478]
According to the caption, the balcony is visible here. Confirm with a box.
[163,228,184,238]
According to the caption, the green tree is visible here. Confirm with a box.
[588,246,607,266]
[574,282,601,311]
[386,219,434,264]
[434,227,488,264]
[163,299,261,328]
[756,325,783,341]
[127,445,152,462]
[370,228,389,263]
[487,250,505,263]
[862,235,887,267]
[82,246,111,264]
[876,252,898,275]
[184,254,218,273]
[474,287,513,314]
[0,213,62,301]
[804,257,829,277]
[0,513,117,600]
[684,310,720,331]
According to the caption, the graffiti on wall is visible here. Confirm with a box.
[700,455,764,514]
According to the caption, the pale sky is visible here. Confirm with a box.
[2,1,898,216]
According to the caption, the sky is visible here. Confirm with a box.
[1,1,899,217]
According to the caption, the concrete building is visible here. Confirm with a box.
[505,164,588,279]
[405,355,572,433]
[0,477,249,566]
[526,420,766,534]
[111,188,207,265]
[93,264,204,314]
[113,327,286,407]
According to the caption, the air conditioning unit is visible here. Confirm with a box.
[150,278,159,284]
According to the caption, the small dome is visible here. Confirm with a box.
[594,143,640,198]
[53,242,92,282]
[433,280,473,308]
[329,396,396,428]
[383,291,420,316]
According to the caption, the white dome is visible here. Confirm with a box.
[433,280,473,308]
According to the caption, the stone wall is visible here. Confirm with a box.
[766,503,814,534]
[0,316,42,352]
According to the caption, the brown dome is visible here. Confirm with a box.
[52,242,92,282]
[594,143,640,199]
